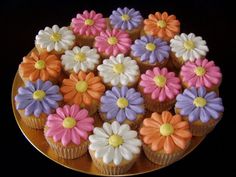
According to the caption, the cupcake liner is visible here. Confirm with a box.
[170,52,184,69]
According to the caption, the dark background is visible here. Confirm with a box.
[1,0,234,176]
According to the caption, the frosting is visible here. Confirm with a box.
[60,71,105,106]
[170,33,209,61]
[71,10,106,36]
[35,25,75,52]
[94,28,132,56]
[19,51,61,82]
[144,12,180,41]
[131,35,170,64]
[61,46,100,73]
[45,104,94,146]
[97,54,140,86]
[89,121,142,165]
[15,79,63,117]
[109,7,143,30]
[100,86,145,123]
[175,87,224,123]
[180,58,222,88]
[139,67,181,102]
[140,111,192,154]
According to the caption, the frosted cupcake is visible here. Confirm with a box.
[15,80,62,129]
[140,111,192,165]
[175,87,224,136]
[89,121,142,175]
[44,104,94,159]
[139,67,181,112]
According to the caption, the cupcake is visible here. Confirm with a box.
[60,71,105,115]
[94,28,132,59]
[175,87,224,136]
[71,10,107,47]
[97,54,140,88]
[14,79,63,129]
[89,121,142,175]
[44,104,94,159]
[143,12,180,41]
[180,58,222,92]
[170,33,209,69]
[100,86,145,129]
[109,7,143,41]
[138,67,181,112]
[131,35,170,73]
[140,111,192,165]
[35,25,75,55]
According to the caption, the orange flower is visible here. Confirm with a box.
[144,12,180,41]
[19,51,61,82]
[60,71,105,106]
[140,111,192,154]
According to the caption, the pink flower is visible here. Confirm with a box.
[45,104,94,146]
[139,67,181,102]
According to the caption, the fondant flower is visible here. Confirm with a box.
[140,111,192,154]
[175,87,224,123]
[144,12,180,41]
[15,79,63,117]
[89,121,142,165]
[131,35,170,64]
[139,67,181,101]
[45,104,94,146]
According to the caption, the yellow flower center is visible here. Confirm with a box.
[113,63,125,74]
[183,40,195,50]
[145,43,156,51]
[50,32,61,42]
[160,123,174,136]
[34,60,45,70]
[75,81,88,93]
[193,97,207,107]
[153,75,167,87]
[62,117,76,128]
[116,97,129,109]
[84,19,94,26]
[33,90,46,100]
[107,37,118,45]
[109,134,123,147]
[194,67,206,76]
[74,52,86,62]
[157,20,167,28]
[121,14,130,21]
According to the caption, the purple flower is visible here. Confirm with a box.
[175,87,224,123]
[100,86,145,123]
[131,35,170,64]
[15,79,63,117]
[109,7,143,30]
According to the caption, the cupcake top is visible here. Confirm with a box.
[175,87,224,123]
[97,54,140,87]
[109,7,143,30]
[61,46,100,73]
[45,104,94,146]
[60,71,105,106]
[131,35,170,64]
[71,10,106,36]
[15,79,63,117]
[140,111,192,154]
[89,121,142,165]
[35,25,75,52]
[144,12,180,41]
[100,86,145,123]
[180,58,222,89]
[170,33,209,61]
[19,51,61,82]
[139,67,181,102]
[94,28,132,57]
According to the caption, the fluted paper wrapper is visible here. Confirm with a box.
[190,119,220,136]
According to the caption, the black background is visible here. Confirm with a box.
[1,0,234,176]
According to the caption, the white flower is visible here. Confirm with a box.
[170,33,209,61]
[61,46,100,73]
[97,54,139,86]
[35,25,75,52]
[89,121,142,165]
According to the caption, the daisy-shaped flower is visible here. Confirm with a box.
[175,87,224,123]
[140,111,192,154]
[61,46,100,73]
[180,58,222,89]
[15,79,63,117]
[45,104,94,146]
[35,25,75,52]
[144,12,180,41]
[97,54,140,87]
[89,121,142,165]
[170,33,209,61]
[94,28,132,57]
[139,67,181,101]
